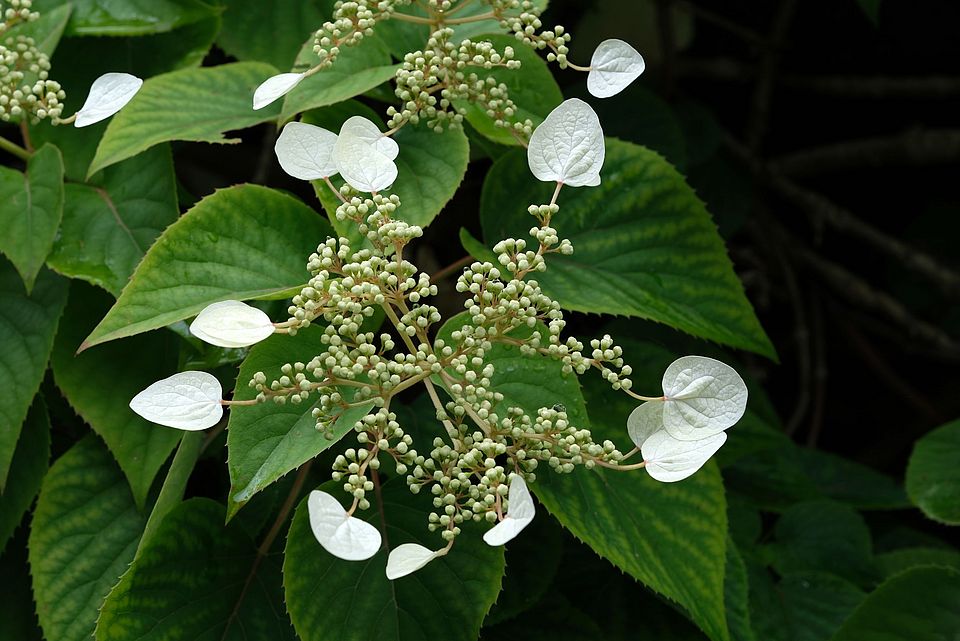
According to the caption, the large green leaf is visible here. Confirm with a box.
[217,0,324,70]
[0,262,67,489]
[88,61,281,176]
[227,325,374,517]
[96,497,295,641]
[284,479,505,641]
[725,541,756,641]
[48,145,179,296]
[51,284,181,508]
[780,572,866,641]
[315,119,469,246]
[875,546,960,577]
[135,432,202,556]
[28,436,145,641]
[0,144,64,291]
[280,37,399,122]
[478,141,775,358]
[80,184,332,349]
[831,566,960,641]
[0,397,50,552]
[33,0,219,36]
[438,318,731,641]
[459,33,563,146]
[906,419,960,525]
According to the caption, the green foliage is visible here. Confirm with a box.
[0,532,43,641]
[80,184,332,349]
[48,145,178,295]
[88,61,282,175]
[51,283,181,507]
[478,141,776,358]
[0,262,67,489]
[28,436,145,641]
[34,0,220,36]
[0,144,64,291]
[284,480,505,641]
[0,397,50,551]
[217,0,324,70]
[96,498,295,641]
[7,3,72,55]
[906,419,960,525]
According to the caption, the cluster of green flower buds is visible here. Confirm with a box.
[312,0,408,68]
[0,1,65,124]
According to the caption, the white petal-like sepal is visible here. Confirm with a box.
[274,122,339,180]
[526,98,605,187]
[333,116,398,193]
[483,475,535,546]
[627,401,664,449]
[642,430,727,483]
[307,490,382,561]
[129,371,223,431]
[74,73,143,128]
[188,300,274,348]
[253,72,304,110]
[587,39,646,99]
[386,543,442,579]
[661,355,748,440]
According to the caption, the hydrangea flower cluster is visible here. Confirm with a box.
[132,84,750,580]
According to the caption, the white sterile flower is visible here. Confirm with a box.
[74,73,143,128]
[626,400,663,449]
[253,72,305,110]
[274,122,339,181]
[386,543,444,580]
[660,355,748,441]
[129,371,223,431]
[483,475,535,546]
[527,98,604,187]
[339,115,399,160]
[333,116,399,193]
[189,300,274,348]
[307,490,382,561]
[641,429,727,483]
[587,39,646,99]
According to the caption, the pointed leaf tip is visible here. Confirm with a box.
[253,72,304,110]
[74,72,143,127]
[129,371,223,431]
[527,98,604,187]
[587,39,645,98]
[307,489,381,561]
[189,300,274,348]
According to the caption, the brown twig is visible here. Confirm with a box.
[431,255,473,282]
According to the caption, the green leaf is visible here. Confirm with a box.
[780,572,866,641]
[0,396,50,552]
[280,36,399,122]
[0,530,43,641]
[771,500,877,586]
[136,432,203,556]
[907,419,960,525]
[0,144,64,291]
[28,436,146,641]
[725,541,757,641]
[796,448,908,510]
[0,262,67,489]
[875,547,960,577]
[459,33,563,147]
[478,140,775,358]
[315,121,470,246]
[96,497,295,641]
[217,0,324,70]
[48,144,179,296]
[80,184,332,349]
[856,0,881,25]
[227,325,374,517]
[6,3,73,56]
[438,319,730,641]
[831,566,960,641]
[33,0,220,36]
[283,479,505,641]
[88,61,282,176]
[51,283,182,508]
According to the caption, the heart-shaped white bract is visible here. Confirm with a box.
[333,116,399,193]
[74,72,143,128]
[482,475,535,546]
[660,355,748,441]
[129,371,223,431]
[189,300,275,348]
[641,429,727,483]
[307,490,382,561]
[274,121,339,181]
[527,98,605,187]
[253,72,305,110]
[339,115,399,160]
[587,39,646,99]
[627,401,663,449]
[386,543,442,580]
